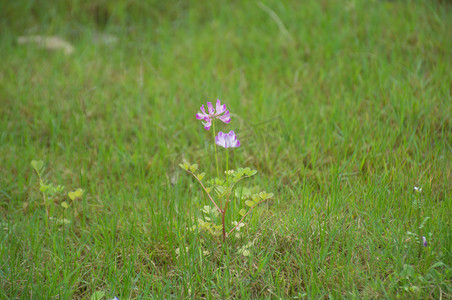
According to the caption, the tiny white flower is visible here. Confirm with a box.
[414,186,422,193]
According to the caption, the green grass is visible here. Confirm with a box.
[1,0,451,298]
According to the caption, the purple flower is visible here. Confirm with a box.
[195,99,231,130]
[215,131,240,148]
[422,236,427,247]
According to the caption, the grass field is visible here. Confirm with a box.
[1,0,451,299]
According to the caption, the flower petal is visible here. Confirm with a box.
[196,113,208,120]
[196,105,209,120]
[218,110,231,123]
[202,117,212,130]
[215,131,240,148]
[207,102,215,115]
[215,99,227,114]
[215,131,226,147]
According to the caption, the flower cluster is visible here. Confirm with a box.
[196,99,239,148]
[215,131,240,148]
[196,99,231,130]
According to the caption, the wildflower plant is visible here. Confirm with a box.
[180,99,273,244]
[406,186,432,254]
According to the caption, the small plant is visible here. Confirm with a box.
[407,186,431,256]
[31,160,84,229]
[179,99,273,244]
[31,160,65,226]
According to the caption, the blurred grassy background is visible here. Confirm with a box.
[0,0,451,298]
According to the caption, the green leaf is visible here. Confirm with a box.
[197,172,205,181]
[61,201,69,209]
[178,163,189,171]
[259,191,274,200]
[40,184,50,193]
[68,188,84,200]
[90,291,106,300]
[245,200,255,207]
[239,208,246,216]
[31,160,44,174]
[205,187,212,194]
[201,205,211,214]
[215,186,226,196]
[189,164,198,173]
[252,194,260,202]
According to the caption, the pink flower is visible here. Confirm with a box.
[215,131,240,148]
[422,236,427,247]
[195,99,231,130]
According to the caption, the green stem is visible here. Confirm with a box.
[226,149,229,185]
[212,121,219,178]
[43,193,49,230]
[417,197,422,257]
[222,149,230,243]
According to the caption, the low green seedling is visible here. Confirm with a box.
[31,160,84,229]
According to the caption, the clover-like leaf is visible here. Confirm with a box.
[215,186,226,196]
[239,208,246,216]
[40,184,50,193]
[245,200,255,207]
[213,224,223,231]
[205,187,212,194]
[56,185,65,193]
[196,172,205,181]
[90,291,106,300]
[68,188,84,201]
[31,160,44,175]
[259,192,274,200]
[201,205,212,214]
[189,164,198,173]
[178,163,189,171]
[252,194,260,202]
[213,178,224,185]
[61,201,69,209]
